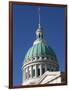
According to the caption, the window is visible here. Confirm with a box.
[33,57,35,60]
[32,69,35,77]
[39,33,40,38]
[37,68,40,76]
[42,56,44,59]
[47,66,50,71]
[42,64,45,74]
[51,67,53,71]
[51,69,53,71]
[37,56,39,59]
[37,64,40,77]
[47,57,48,59]
[42,68,45,74]
[51,57,53,60]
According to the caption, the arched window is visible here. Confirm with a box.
[39,33,40,38]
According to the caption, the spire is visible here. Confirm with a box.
[38,7,41,28]
[35,7,43,39]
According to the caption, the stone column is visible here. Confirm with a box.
[31,65,33,78]
[35,64,37,78]
[45,64,47,72]
[40,64,42,76]
[27,67,29,79]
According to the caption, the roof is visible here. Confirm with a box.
[24,41,56,63]
[23,25,57,64]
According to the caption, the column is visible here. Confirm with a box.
[31,65,33,78]
[40,64,42,76]
[35,64,37,78]
[45,64,47,72]
[27,67,29,79]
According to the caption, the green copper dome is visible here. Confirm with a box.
[24,25,56,63]
[24,42,56,61]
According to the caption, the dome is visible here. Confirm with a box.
[24,41,56,63]
[23,25,57,65]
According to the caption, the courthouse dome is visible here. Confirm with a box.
[23,25,57,64]
[24,42,56,63]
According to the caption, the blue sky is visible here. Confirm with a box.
[13,4,65,86]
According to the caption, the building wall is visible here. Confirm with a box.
[23,71,61,85]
